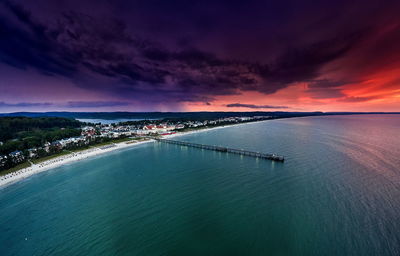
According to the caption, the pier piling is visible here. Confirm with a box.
[155,138,284,162]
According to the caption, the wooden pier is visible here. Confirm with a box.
[155,138,284,162]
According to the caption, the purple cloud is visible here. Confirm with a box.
[0,102,53,108]
[65,101,131,108]
[0,0,400,109]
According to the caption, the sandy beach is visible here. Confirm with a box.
[163,121,255,139]
[0,121,263,188]
[0,140,154,188]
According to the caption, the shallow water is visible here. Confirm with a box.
[1,115,400,255]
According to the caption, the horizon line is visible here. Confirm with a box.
[1,111,400,114]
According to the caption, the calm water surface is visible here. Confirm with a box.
[1,115,400,255]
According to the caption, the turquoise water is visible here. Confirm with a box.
[1,115,400,255]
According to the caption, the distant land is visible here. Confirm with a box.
[0,111,399,120]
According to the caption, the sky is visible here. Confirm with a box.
[0,0,400,112]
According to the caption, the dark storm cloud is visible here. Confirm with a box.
[0,1,77,76]
[305,79,349,99]
[307,88,346,99]
[1,0,400,105]
[66,101,131,108]
[226,103,288,109]
[0,101,130,109]
[307,80,348,89]
[0,102,53,108]
[253,32,365,94]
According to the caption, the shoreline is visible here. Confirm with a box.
[0,120,265,188]
[0,140,154,188]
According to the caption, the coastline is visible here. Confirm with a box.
[0,120,265,188]
[0,140,154,188]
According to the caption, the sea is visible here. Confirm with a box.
[0,114,399,255]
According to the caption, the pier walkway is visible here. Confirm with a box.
[155,138,284,162]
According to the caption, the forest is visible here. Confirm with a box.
[0,117,82,155]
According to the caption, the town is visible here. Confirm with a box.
[0,116,272,172]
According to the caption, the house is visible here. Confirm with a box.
[81,126,96,136]
[9,150,25,163]
[239,117,251,121]
[141,124,176,134]
[134,129,151,135]
[43,142,51,152]
[0,155,7,168]
[110,132,121,138]
[156,125,168,133]
[143,125,156,130]
[51,141,63,150]
[165,125,176,131]
[27,148,38,158]
[142,125,161,134]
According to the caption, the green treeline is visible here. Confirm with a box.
[0,117,81,141]
[0,117,82,155]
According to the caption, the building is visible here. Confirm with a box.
[143,125,157,131]
[51,141,63,150]
[81,126,96,136]
[0,155,7,168]
[9,150,25,163]
[132,129,150,135]
[27,148,38,158]
[43,142,51,152]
